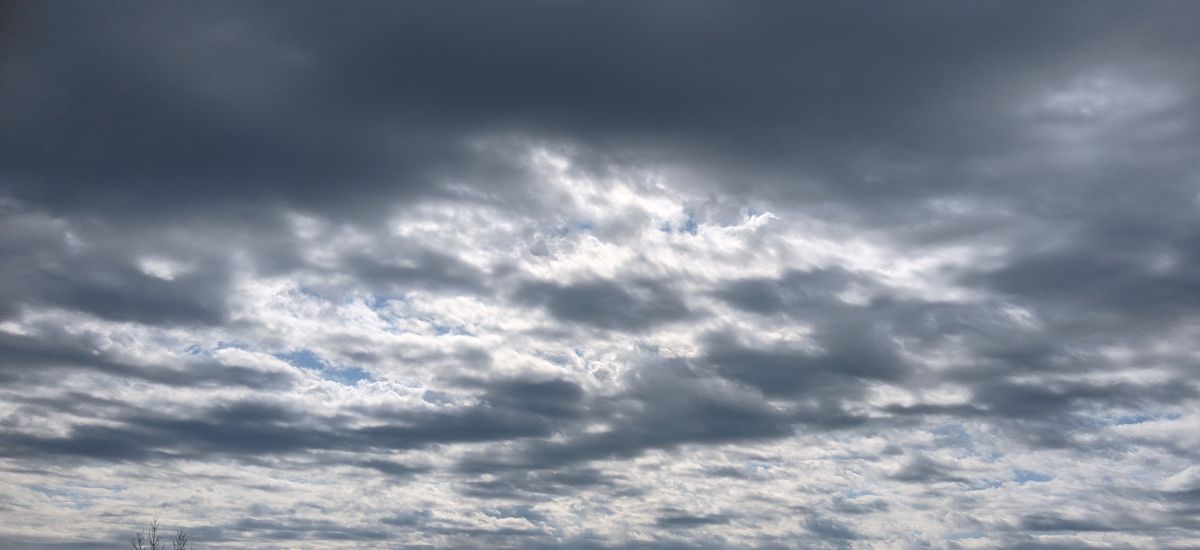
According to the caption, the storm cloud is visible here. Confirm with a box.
[3,1,1200,548]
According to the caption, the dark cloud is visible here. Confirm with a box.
[654,511,733,529]
[803,516,858,542]
[0,401,338,463]
[356,459,427,479]
[970,229,1200,331]
[714,268,864,315]
[12,2,1195,223]
[476,377,587,419]
[0,329,296,389]
[703,326,908,401]
[973,379,1196,420]
[456,467,619,501]
[515,278,694,331]
[445,359,806,487]
[339,248,490,294]
[888,455,970,485]
[217,517,392,542]
[1019,513,1125,533]
[830,497,888,516]
[0,377,588,465]
[3,1,1200,547]
[0,207,234,325]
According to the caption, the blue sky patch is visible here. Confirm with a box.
[1013,469,1053,484]
[276,349,372,385]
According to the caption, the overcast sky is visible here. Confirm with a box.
[3,2,1200,548]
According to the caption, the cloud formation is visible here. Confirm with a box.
[2,2,1200,548]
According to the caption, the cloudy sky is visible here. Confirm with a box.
[3,2,1200,548]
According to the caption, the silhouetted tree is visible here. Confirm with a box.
[131,518,189,550]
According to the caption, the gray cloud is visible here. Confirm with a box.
[3,2,1200,548]
[0,329,296,390]
[654,511,733,529]
[713,268,865,316]
[515,278,695,331]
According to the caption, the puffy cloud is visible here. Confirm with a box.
[2,2,1200,549]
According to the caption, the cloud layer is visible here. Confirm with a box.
[3,2,1200,548]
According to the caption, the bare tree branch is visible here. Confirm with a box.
[147,517,163,550]
[133,518,184,550]
[172,529,188,550]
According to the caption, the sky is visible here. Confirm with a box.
[2,2,1200,549]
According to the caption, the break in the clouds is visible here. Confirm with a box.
[3,2,1200,548]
